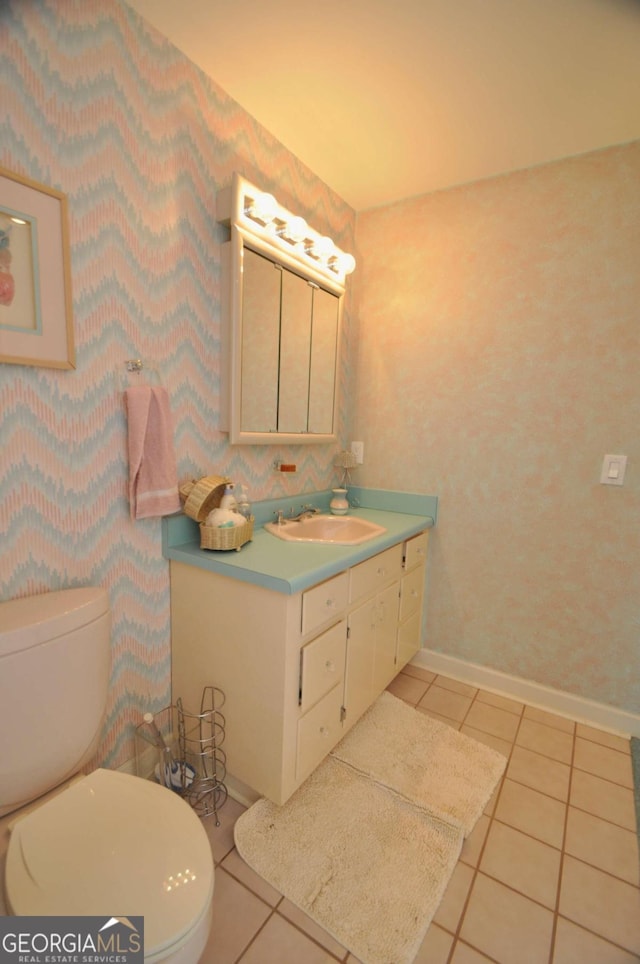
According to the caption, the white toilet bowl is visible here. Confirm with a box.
[5,768,214,963]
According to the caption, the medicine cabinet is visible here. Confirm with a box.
[217,174,355,445]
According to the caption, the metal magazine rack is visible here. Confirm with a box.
[136,685,227,825]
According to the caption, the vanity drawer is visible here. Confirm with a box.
[399,565,424,622]
[404,531,428,571]
[296,682,344,783]
[301,571,349,636]
[349,544,403,602]
[300,620,347,712]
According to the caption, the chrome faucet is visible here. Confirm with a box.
[287,504,321,523]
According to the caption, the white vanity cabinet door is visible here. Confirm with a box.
[397,609,422,667]
[344,578,401,729]
[398,565,424,623]
[344,597,377,726]
[372,581,401,694]
[396,531,429,671]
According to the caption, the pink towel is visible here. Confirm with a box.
[125,385,181,520]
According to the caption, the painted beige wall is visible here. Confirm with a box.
[352,143,640,714]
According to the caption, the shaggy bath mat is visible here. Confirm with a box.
[234,756,463,964]
[234,693,506,964]
[332,690,507,836]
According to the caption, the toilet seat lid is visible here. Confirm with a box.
[6,769,214,958]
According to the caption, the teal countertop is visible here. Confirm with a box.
[163,488,437,595]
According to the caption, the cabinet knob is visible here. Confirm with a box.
[377,567,387,577]
[326,598,334,608]
[319,726,330,738]
[325,660,335,673]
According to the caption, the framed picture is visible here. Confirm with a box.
[0,166,75,369]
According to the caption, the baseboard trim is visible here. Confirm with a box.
[413,649,640,738]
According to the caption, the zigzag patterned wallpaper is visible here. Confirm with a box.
[0,0,356,767]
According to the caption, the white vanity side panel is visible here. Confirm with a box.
[169,561,301,804]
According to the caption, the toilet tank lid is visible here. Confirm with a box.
[0,587,109,658]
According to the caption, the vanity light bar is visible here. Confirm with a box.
[217,173,356,288]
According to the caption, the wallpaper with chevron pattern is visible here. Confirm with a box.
[0,0,356,768]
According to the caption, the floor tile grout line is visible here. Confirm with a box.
[547,711,577,963]
[233,895,348,963]
[443,698,526,964]
[217,857,351,962]
[554,911,640,958]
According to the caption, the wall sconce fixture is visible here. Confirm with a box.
[217,173,356,288]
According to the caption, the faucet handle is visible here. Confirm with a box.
[274,509,285,525]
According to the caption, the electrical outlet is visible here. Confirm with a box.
[350,441,364,464]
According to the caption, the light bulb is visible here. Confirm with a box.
[340,252,356,275]
[277,216,308,244]
[309,235,334,261]
[329,252,356,276]
[245,192,277,225]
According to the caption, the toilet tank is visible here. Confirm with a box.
[0,587,111,817]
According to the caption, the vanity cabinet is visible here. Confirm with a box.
[169,530,428,805]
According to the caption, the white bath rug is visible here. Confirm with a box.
[234,692,507,964]
[332,690,507,836]
[234,755,463,964]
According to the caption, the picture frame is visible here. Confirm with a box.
[0,166,75,369]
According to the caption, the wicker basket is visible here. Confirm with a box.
[179,475,254,551]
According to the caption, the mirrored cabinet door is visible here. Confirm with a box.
[308,286,339,435]
[279,268,313,434]
[241,248,280,433]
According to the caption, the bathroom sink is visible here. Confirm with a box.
[264,514,386,546]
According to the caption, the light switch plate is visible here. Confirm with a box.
[600,454,627,486]
[350,441,364,464]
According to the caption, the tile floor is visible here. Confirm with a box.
[199,665,640,964]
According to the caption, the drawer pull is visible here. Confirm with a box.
[325,660,336,673]
[377,567,387,577]
[319,726,330,738]
[411,589,419,598]
[326,598,335,608]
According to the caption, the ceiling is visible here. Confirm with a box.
[126,0,640,211]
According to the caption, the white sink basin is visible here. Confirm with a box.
[264,514,386,546]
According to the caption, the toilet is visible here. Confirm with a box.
[0,587,214,964]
